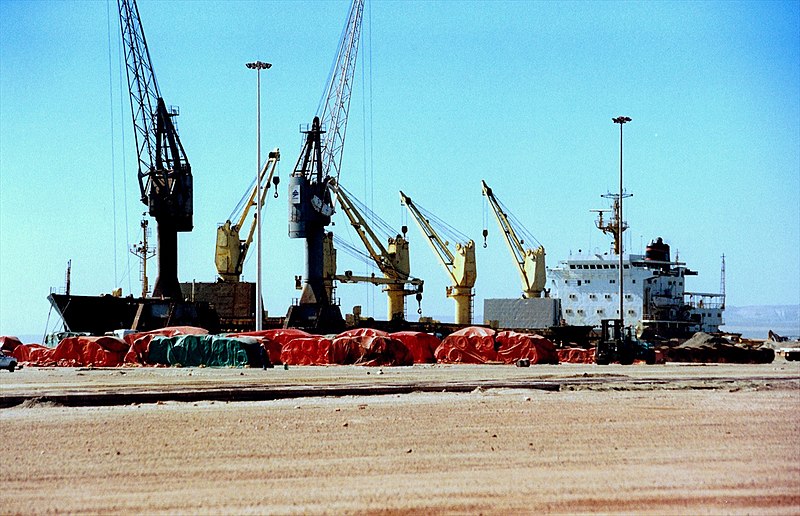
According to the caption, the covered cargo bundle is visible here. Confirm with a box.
[124,326,210,365]
[435,327,498,364]
[15,336,128,367]
[557,347,596,364]
[389,331,440,364]
[281,336,335,365]
[350,335,413,367]
[495,331,559,365]
[146,334,266,368]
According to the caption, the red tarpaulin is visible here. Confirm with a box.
[281,336,334,365]
[9,343,48,363]
[337,328,389,338]
[435,327,497,364]
[0,335,24,352]
[22,336,128,367]
[557,347,595,364]
[390,331,440,364]
[495,331,559,365]
[352,335,413,367]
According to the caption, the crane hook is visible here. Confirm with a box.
[482,228,488,248]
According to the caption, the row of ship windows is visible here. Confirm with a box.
[568,294,634,300]
[569,264,630,270]
[647,279,683,286]
[565,308,637,315]
[565,279,636,285]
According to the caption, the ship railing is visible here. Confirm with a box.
[684,292,724,310]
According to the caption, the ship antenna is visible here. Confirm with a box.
[720,254,726,310]
[130,214,156,298]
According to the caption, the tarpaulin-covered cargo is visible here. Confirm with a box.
[495,331,559,365]
[281,336,334,365]
[123,327,209,365]
[0,335,24,352]
[389,331,439,364]
[9,343,49,363]
[557,347,595,364]
[435,327,498,364]
[351,335,413,367]
[146,334,265,368]
[226,328,312,365]
[19,336,128,367]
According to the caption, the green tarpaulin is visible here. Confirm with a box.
[147,334,264,367]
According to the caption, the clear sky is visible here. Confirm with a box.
[1,0,798,337]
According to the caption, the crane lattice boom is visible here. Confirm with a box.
[119,0,192,231]
[318,0,364,184]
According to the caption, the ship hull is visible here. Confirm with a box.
[47,293,220,335]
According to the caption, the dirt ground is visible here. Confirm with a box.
[1,363,799,514]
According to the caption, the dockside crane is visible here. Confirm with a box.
[286,0,364,332]
[215,150,281,282]
[481,180,546,298]
[331,180,423,321]
[118,0,193,300]
[400,191,476,325]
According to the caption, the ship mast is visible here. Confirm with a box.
[130,214,156,298]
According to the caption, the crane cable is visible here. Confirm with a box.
[107,0,134,294]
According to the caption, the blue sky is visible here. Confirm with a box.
[1,0,798,337]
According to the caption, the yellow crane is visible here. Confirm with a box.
[215,149,280,282]
[481,179,546,298]
[331,180,423,321]
[400,191,476,325]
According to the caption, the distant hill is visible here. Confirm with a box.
[722,305,800,339]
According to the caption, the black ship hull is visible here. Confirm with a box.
[47,293,220,335]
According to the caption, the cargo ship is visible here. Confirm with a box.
[485,193,725,340]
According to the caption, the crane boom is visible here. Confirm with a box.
[332,180,423,320]
[400,191,476,325]
[481,180,545,298]
[119,0,193,299]
[216,150,280,282]
[318,0,364,184]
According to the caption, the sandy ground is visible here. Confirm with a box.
[1,362,799,514]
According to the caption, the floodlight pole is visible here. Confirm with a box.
[612,115,631,327]
[246,60,272,331]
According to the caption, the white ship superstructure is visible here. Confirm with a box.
[548,237,725,337]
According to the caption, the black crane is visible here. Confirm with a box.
[118,0,193,300]
[285,0,364,332]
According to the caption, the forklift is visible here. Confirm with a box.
[595,319,656,365]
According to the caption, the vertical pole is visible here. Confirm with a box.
[618,122,624,328]
[612,115,631,327]
[256,69,263,331]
